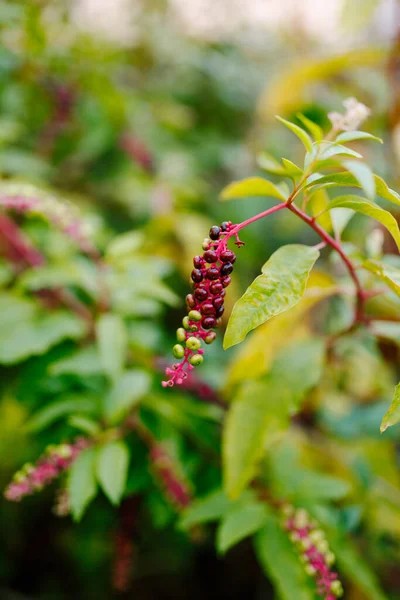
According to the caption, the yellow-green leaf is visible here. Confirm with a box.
[217,502,268,554]
[220,176,286,201]
[323,195,400,250]
[223,380,289,498]
[306,172,400,207]
[363,259,400,297]
[296,113,323,141]
[276,116,313,152]
[342,160,375,200]
[381,383,400,433]
[257,152,287,176]
[336,130,383,144]
[224,245,319,349]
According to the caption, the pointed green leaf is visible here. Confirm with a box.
[223,380,289,498]
[342,160,375,199]
[381,383,400,433]
[25,396,97,432]
[276,116,313,152]
[336,130,383,144]
[96,314,127,383]
[306,172,400,207]
[319,142,363,161]
[254,510,315,600]
[257,152,287,176]
[179,488,256,530]
[363,259,400,297]
[323,195,400,250]
[296,113,323,141]
[68,448,97,521]
[282,158,303,177]
[96,440,130,505]
[217,502,268,554]
[224,245,319,349]
[220,177,286,201]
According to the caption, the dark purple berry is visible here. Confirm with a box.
[193,255,204,268]
[206,267,219,280]
[202,316,216,329]
[191,269,203,283]
[215,306,224,318]
[201,303,215,315]
[221,276,231,288]
[209,226,221,240]
[194,287,208,301]
[220,289,226,297]
[220,250,236,263]
[220,262,233,276]
[220,221,228,232]
[186,294,196,308]
[210,282,223,295]
[203,250,218,263]
[213,296,224,309]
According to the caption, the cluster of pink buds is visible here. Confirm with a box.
[282,505,343,599]
[4,437,89,502]
[163,221,240,387]
[149,443,192,510]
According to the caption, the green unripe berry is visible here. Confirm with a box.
[204,331,217,344]
[182,316,190,329]
[305,565,316,576]
[176,327,186,342]
[173,344,185,359]
[189,324,198,332]
[330,580,343,597]
[186,337,201,351]
[189,353,203,366]
[202,237,211,250]
[325,551,336,566]
[188,310,202,321]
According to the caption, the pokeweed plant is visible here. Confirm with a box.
[3,99,400,599]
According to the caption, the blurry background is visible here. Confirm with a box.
[0,0,400,598]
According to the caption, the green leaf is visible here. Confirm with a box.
[342,160,375,200]
[50,346,102,376]
[96,314,127,383]
[318,142,363,161]
[276,116,313,152]
[363,259,400,297]
[254,510,315,600]
[296,113,323,141]
[380,383,400,433]
[268,338,325,413]
[257,152,287,176]
[281,158,303,177]
[224,245,319,349]
[323,195,400,250]
[336,130,383,144]
[25,396,97,432]
[0,294,87,364]
[223,380,289,499]
[217,502,268,554]
[68,415,100,435]
[329,534,387,600]
[68,448,97,521]
[179,489,236,530]
[96,440,130,506]
[306,172,400,207]
[220,176,286,201]
[103,369,151,423]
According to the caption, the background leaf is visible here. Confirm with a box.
[381,383,400,433]
[68,447,97,522]
[96,314,127,383]
[216,502,267,554]
[96,440,130,506]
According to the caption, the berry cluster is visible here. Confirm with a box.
[282,505,343,599]
[163,221,238,387]
[4,438,89,502]
[149,443,192,510]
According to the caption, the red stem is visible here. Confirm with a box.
[287,203,367,323]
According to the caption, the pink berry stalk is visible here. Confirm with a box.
[282,505,343,599]
[149,443,192,510]
[4,437,89,502]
